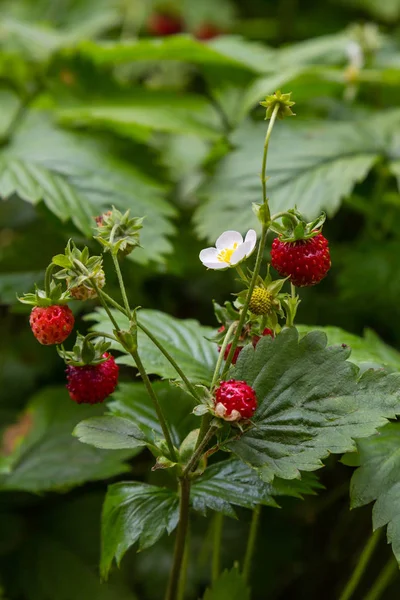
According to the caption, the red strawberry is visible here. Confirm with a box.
[66,353,119,404]
[147,13,183,36]
[271,233,331,287]
[30,305,74,345]
[214,379,257,421]
[195,23,223,40]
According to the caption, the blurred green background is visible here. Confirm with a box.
[1,0,400,597]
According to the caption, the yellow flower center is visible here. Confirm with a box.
[217,243,238,263]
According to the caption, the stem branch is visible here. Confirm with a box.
[212,513,224,582]
[243,505,261,582]
[338,529,382,600]
[165,478,191,600]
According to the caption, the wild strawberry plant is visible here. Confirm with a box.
[14,90,400,600]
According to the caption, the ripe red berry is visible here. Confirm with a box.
[271,233,331,287]
[147,13,183,36]
[214,379,257,421]
[29,305,74,345]
[66,353,119,404]
[195,23,223,40]
[218,327,273,364]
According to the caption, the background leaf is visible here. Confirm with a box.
[350,422,400,564]
[73,416,148,450]
[101,482,179,579]
[0,386,136,492]
[191,458,322,516]
[87,308,218,385]
[202,567,250,600]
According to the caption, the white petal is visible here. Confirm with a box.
[244,229,257,250]
[202,260,230,270]
[215,230,243,250]
[199,248,218,263]
[230,241,252,265]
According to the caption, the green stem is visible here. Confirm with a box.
[177,525,190,600]
[338,529,382,600]
[91,280,121,331]
[291,282,296,299]
[165,478,191,600]
[131,348,177,462]
[112,253,131,316]
[44,263,55,297]
[221,104,280,377]
[364,558,398,600]
[212,513,224,583]
[182,426,217,477]
[137,321,201,402]
[210,321,236,391]
[98,289,128,316]
[195,414,211,451]
[84,331,117,343]
[243,505,261,582]
[235,265,248,282]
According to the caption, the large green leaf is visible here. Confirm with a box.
[0,112,175,263]
[101,482,179,579]
[297,325,400,371]
[0,386,136,492]
[57,90,224,140]
[203,567,250,600]
[227,328,400,482]
[108,382,198,446]
[73,416,148,450]
[87,308,218,385]
[350,423,400,564]
[195,111,400,241]
[191,459,321,517]
[72,34,275,73]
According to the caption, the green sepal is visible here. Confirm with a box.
[179,429,200,463]
[52,240,104,293]
[18,281,71,307]
[260,90,296,120]
[94,207,143,257]
[252,202,271,227]
[58,332,111,366]
[271,209,326,242]
[151,456,177,471]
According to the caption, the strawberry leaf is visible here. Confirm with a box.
[202,567,250,600]
[228,328,400,482]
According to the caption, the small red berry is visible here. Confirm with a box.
[271,233,331,287]
[66,353,119,405]
[195,23,223,40]
[29,305,74,345]
[252,328,274,347]
[214,379,257,421]
[147,13,183,36]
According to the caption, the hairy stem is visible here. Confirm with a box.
[91,280,120,331]
[182,426,217,477]
[137,321,201,401]
[165,478,191,600]
[131,348,177,462]
[212,512,224,582]
[210,321,236,391]
[243,505,261,582]
[221,104,280,377]
[338,529,382,600]
[112,253,131,316]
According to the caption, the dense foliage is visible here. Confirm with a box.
[2,0,400,598]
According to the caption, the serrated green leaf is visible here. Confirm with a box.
[202,567,250,600]
[227,328,400,482]
[73,416,148,450]
[108,382,198,446]
[191,459,321,517]
[0,386,137,492]
[57,90,224,140]
[86,308,218,385]
[0,112,175,264]
[350,423,400,564]
[101,482,179,579]
[297,325,400,371]
[195,111,400,241]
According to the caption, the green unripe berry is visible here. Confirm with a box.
[249,287,273,315]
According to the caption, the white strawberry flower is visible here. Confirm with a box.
[199,229,257,270]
